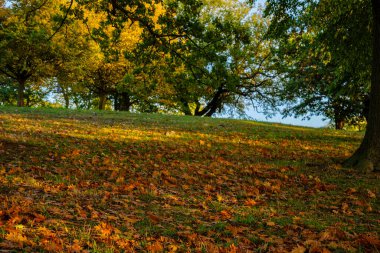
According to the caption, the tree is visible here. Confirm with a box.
[0,0,74,107]
[265,0,380,171]
[80,6,141,111]
[163,0,274,117]
[272,28,369,130]
[102,0,274,117]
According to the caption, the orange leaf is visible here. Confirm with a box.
[147,241,163,252]
[68,239,82,252]
[33,213,46,223]
[291,245,306,253]
[5,230,28,246]
[244,199,257,206]
[71,149,80,156]
[220,210,232,219]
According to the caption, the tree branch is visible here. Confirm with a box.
[47,0,74,41]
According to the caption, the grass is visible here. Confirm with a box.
[0,106,379,252]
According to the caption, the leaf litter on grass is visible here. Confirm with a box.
[0,107,378,252]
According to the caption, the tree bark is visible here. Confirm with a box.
[98,94,107,110]
[194,86,227,117]
[334,109,345,130]
[118,92,132,111]
[64,95,70,109]
[344,0,380,172]
[114,93,120,111]
[335,119,345,130]
[17,79,26,107]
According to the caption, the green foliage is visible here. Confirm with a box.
[0,0,75,106]
[126,0,274,116]
[265,0,371,128]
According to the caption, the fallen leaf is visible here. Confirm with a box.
[291,245,306,253]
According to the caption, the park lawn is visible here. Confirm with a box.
[0,106,378,252]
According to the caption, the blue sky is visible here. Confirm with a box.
[247,108,328,128]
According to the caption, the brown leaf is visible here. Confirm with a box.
[367,190,376,198]
[147,213,161,224]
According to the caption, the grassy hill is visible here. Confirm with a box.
[0,106,378,252]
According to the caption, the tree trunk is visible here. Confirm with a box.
[334,110,345,130]
[17,79,26,107]
[99,94,107,110]
[344,0,380,172]
[114,93,120,111]
[63,94,70,108]
[119,92,132,111]
[332,102,345,130]
[194,86,226,117]
[180,98,193,116]
[335,119,345,130]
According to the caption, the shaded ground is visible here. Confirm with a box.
[0,106,379,252]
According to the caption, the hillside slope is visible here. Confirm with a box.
[0,106,378,252]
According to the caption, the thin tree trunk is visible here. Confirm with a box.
[17,79,26,107]
[99,94,107,110]
[334,109,345,130]
[64,94,70,109]
[335,120,345,130]
[344,0,380,172]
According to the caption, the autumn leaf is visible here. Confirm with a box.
[291,245,306,253]
[68,239,83,252]
[244,199,258,206]
[147,213,161,224]
[5,230,28,246]
[168,244,178,253]
[220,210,232,220]
[95,222,113,239]
[367,190,376,198]
[71,149,81,156]
[147,241,164,252]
